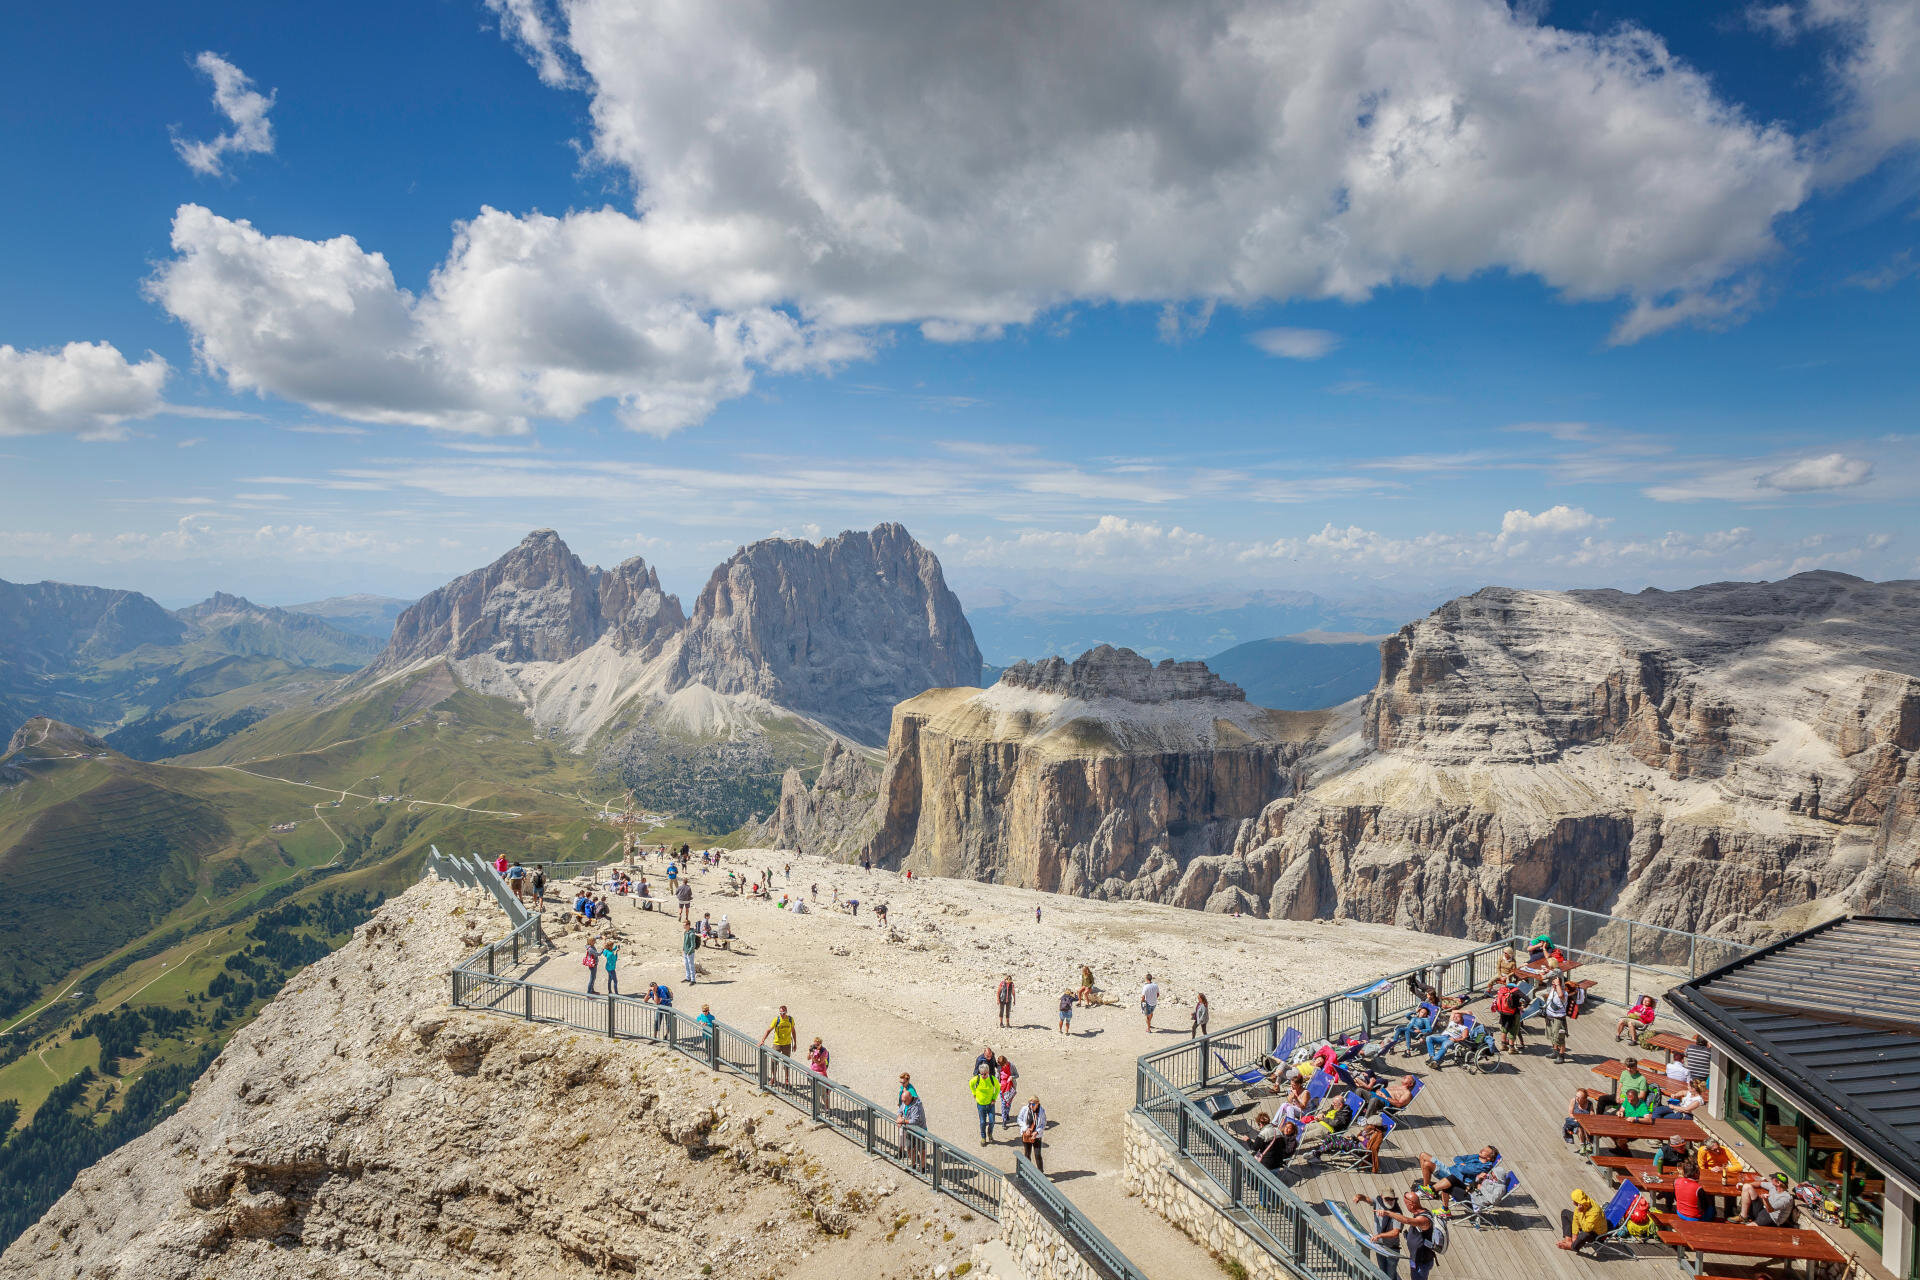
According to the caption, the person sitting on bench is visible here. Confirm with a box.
[1674,1156,1714,1222]
[1563,1087,1598,1145]
[1738,1173,1796,1227]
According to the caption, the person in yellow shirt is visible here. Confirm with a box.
[759,1005,796,1085]
[1557,1188,1609,1253]
[968,1063,1001,1145]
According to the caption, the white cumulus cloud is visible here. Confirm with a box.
[0,341,170,438]
[1759,452,1874,491]
[173,52,275,178]
[152,0,1840,435]
[1250,328,1341,360]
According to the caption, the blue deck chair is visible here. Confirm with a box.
[1458,1165,1521,1229]
[1212,1049,1270,1090]
[1585,1178,1648,1259]
[1273,1025,1304,1064]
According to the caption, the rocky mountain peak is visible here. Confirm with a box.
[372,529,608,672]
[599,556,686,656]
[177,590,256,618]
[669,524,982,743]
[999,645,1245,703]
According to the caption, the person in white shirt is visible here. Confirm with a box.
[1017,1097,1048,1172]
[1140,975,1161,1032]
[1664,1054,1691,1082]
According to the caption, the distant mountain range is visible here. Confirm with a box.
[961,587,1431,665]
[0,578,377,758]
[1203,632,1385,711]
[282,594,411,640]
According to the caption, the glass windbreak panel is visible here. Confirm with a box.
[1761,1091,1802,1172]
[1839,1152,1884,1250]
[1729,1069,1765,1139]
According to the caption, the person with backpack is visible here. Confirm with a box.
[1491,978,1525,1053]
[1057,988,1075,1035]
[996,974,1015,1028]
[1361,1189,1441,1279]
[681,924,699,983]
[582,936,601,994]
[968,1063,1000,1144]
[676,879,694,925]
[996,1053,1018,1130]
[529,864,546,907]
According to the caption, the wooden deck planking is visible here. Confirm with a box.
[1271,1010,1683,1279]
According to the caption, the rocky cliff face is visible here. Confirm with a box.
[866,646,1333,905]
[855,575,1920,938]
[671,523,981,742]
[1,879,983,1280]
[364,524,976,749]
[745,738,884,858]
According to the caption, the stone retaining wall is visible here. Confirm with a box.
[1121,1110,1295,1280]
[963,1181,1107,1280]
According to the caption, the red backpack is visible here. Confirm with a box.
[1492,986,1519,1015]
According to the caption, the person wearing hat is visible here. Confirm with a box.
[1557,1187,1609,1253]
[1737,1172,1797,1227]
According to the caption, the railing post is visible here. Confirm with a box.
[1266,1014,1279,1056]
[1624,921,1634,1008]
[512,932,520,965]
[758,1046,769,1093]
[810,1078,822,1122]
[931,1141,943,1193]
[523,984,533,1021]
[1198,1035,1211,1088]
[487,945,494,976]
[1177,1105,1189,1154]
[864,1107,876,1154]
[449,972,459,1006]
[1689,932,1697,977]
[1230,1155,1243,1207]
[1320,999,1331,1042]
[606,994,615,1038]
[707,1028,720,1071]
[1291,1200,1307,1261]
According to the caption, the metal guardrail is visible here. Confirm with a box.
[1011,1156,1148,1280]
[1511,896,1750,1008]
[437,872,1008,1223]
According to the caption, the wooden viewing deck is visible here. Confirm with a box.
[1198,1004,1883,1280]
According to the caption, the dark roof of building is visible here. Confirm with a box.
[1666,915,1920,1192]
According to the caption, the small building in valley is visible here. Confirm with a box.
[1667,915,1920,1278]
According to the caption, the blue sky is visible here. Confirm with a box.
[1,0,1916,610]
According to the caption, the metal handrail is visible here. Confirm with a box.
[1011,1157,1148,1280]
[440,890,1007,1221]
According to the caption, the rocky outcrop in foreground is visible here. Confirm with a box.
[859,575,1920,938]
[2,881,981,1280]
[867,646,1333,905]
[362,524,979,746]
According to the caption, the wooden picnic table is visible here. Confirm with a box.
[1594,1155,1756,1201]
[1665,1217,1847,1277]
[1574,1113,1704,1152]
[1644,1029,1696,1055]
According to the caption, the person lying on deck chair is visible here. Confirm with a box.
[1417,1146,1499,1215]
[1392,1002,1438,1055]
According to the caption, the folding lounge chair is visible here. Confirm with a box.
[1457,1165,1521,1229]
[1310,1112,1396,1172]
[1212,1050,1270,1090]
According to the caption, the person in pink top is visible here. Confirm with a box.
[494,854,509,877]
[1614,995,1658,1045]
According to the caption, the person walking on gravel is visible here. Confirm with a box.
[601,939,620,995]
[1057,988,1075,1035]
[996,974,1016,1028]
[1141,974,1161,1032]
[969,1062,999,1144]
[583,936,601,994]
[676,879,693,926]
[1192,992,1210,1038]
[1018,1096,1048,1173]
[681,924,699,984]
[760,1005,797,1085]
